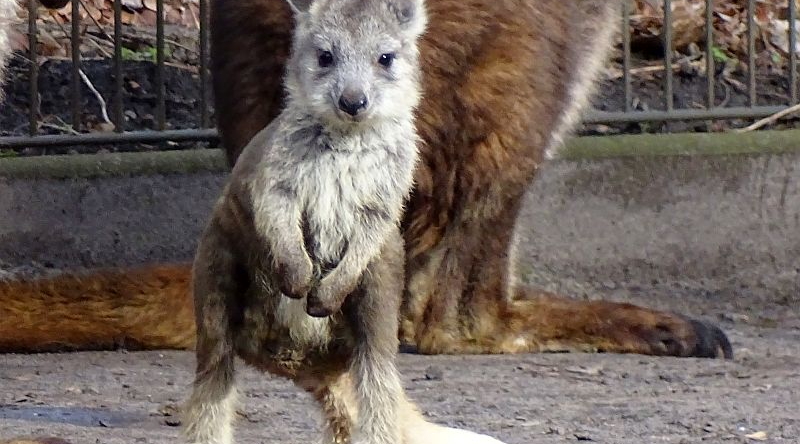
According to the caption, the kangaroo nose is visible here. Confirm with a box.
[338,90,368,116]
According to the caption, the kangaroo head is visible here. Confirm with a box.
[283,0,428,126]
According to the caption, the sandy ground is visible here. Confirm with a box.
[0,317,798,444]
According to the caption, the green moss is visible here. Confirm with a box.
[0,149,228,179]
[561,130,800,160]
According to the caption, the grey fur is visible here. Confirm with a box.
[182,0,427,443]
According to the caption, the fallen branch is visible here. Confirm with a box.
[735,102,800,133]
[78,68,112,124]
[606,54,703,80]
[39,122,81,135]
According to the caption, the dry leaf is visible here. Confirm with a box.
[8,28,29,52]
[83,3,102,22]
[121,10,137,25]
[138,9,157,27]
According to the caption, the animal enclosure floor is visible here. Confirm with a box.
[0,323,797,444]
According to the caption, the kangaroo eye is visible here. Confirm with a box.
[378,53,395,68]
[318,51,334,68]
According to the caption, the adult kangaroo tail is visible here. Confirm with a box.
[0,261,732,358]
[0,264,196,352]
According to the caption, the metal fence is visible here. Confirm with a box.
[586,0,799,126]
[1,0,215,150]
[0,0,797,150]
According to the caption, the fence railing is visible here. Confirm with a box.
[1,0,798,151]
[585,0,799,125]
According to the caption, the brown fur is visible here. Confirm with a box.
[0,0,731,359]
[0,265,196,352]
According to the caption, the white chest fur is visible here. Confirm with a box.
[280,121,417,265]
[300,148,392,263]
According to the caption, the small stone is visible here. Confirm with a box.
[424,366,443,381]
[565,365,603,376]
[601,280,617,289]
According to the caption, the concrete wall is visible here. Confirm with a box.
[0,145,797,314]
[515,153,798,313]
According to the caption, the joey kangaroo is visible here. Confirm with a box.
[0,0,732,359]
[183,0,505,443]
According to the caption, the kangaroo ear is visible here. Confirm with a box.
[388,0,426,35]
[285,0,314,15]
[389,0,416,24]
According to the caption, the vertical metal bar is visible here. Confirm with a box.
[747,0,756,107]
[622,0,632,112]
[790,0,797,104]
[27,0,39,136]
[199,0,210,128]
[156,0,166,130]
[706,0,715,109]
[71,0,82,131]
[664,0,674,111]
[113,0,124,132]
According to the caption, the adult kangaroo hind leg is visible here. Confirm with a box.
[398,0,732,359]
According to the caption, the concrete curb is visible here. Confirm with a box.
[0,149,228,179]
[562,129,800,159]
[2,130,800,179]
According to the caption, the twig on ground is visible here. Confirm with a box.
[718,81,732,108]
[84,33,114,57]
[80,0,116,44]
[11,51,34,64]
[735,102,800,132]
[607,55,703,80]
[82,33,112,59]
[42,14,113,124]
[164,38,198,56]
[722,75,747,93]
[39,122,81,135]
[78,68,112,125]
[165,61,198,73]
[51,115,80,133]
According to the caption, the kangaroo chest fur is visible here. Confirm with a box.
[271,118,416,267]
[230,113,417,375]
[295,140,397,267]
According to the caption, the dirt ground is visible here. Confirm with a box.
[0,314,797,444]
